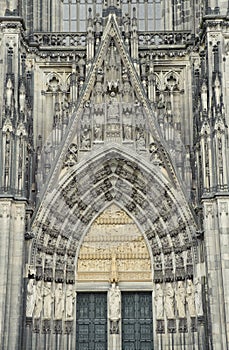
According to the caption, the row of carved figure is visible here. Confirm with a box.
[26,279,203,322]
[26,280,75,320]
[154,279,203,319]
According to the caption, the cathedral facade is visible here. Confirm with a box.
[0,1,229,349]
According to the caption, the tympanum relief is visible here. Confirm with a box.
[77,204,151,283]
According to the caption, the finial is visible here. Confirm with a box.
[110,252,118,283]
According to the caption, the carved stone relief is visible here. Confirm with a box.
[54,284,65,320]
[108,282,121,334]
[65,285,75,320]
[34,281,43,319]
[154,278,202,332]
[77,204,151,283]
[155,283,164,319]
[175,281,186,318]
[26,279,36,318]
[43,282,54,319]
[194,277,203,316]
[164,283,175,319]
[186,279,196,317]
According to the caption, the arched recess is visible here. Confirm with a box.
[25,146,206,348]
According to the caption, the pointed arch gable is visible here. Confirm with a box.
[36,13,188,205]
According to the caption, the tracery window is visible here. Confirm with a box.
[63,0,162,32]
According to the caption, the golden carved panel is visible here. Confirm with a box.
[77,204,152,282]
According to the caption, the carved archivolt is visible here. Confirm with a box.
[30,148,197,290]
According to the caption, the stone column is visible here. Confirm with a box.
[0,201,26,350]
[203,199,229,350]
[0,201,11,349]
[217,199,229,347]
[8,202,26,350]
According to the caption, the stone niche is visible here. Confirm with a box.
[77,204,152,283]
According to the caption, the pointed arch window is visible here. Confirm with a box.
[63,0,103,32]
[63,0,163,32]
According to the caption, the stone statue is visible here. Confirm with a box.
[201,82,208,111]
[34,281,43,319]
[26,279,36,317]
[175,281,186,318]
[66,285,75,320]
[81,127,91,149]
[186,279,196,317]
[155,284,164,319]
[54,284,64,319]
[43,282,54,319]
[64,143,78,167]
[94,13,102,35]
[122,79,131,103]
[214,74,221,107]
[194,278,203,316]
[94,124,102,141]
[6,78,13,109]
[19,82,26,113]
[149,142,161,164]
[136,128,146,150]
[123,124,132,140]
[108,92,119,122]
[108,283,121,333]
[164,283,175,319]
[123,13,130,36]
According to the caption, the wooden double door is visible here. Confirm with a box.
[76,292,153,350]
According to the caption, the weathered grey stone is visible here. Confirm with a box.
[0,1,229,350]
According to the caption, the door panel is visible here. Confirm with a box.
[122,292,153,350]
[76,293,107,350]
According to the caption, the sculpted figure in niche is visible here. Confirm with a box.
[81,127,91,149]
[64,143,78,167]
[123,124,132,140]
[6,78,13,109]
[155,284,164,319]
[34,281,43,319]
[66,285,76,320]
[26,279,36,317]
[122,79,131,103]
[175,281,186,318]
[55,283,65,319]
[186,279,196,317]
[94,13,102,35]
[108,283,121,334]
[149,142,161,164]
[164,283,175,319]
[194,278,203,316]
[136,128,146,150]
[123,13,130,36]
[94,124,102,141]
[43,282,54,319]
[108,92,119,122]
[19,83,26,113]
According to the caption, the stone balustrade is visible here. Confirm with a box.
[29,31,194,49]
[30,32,87,48]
